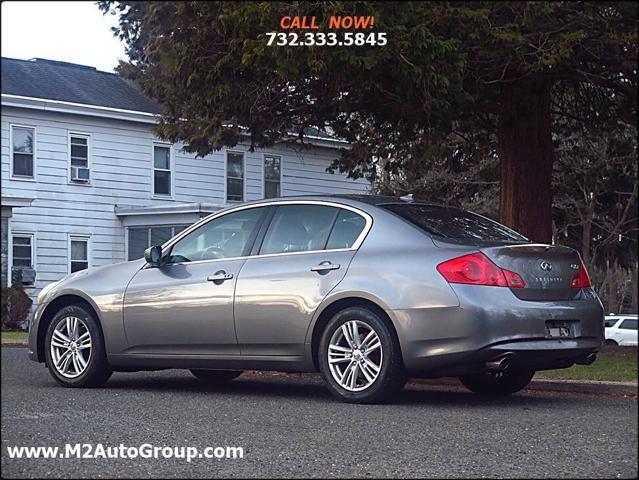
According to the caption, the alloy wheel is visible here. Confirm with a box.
[327,320,383,392]
[50,316,92,378]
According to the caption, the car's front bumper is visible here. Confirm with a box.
[27,301,48,362]
[393,285,604,376]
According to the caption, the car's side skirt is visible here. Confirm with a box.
[107,353,314,373]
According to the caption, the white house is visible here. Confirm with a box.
[0,57,369,308]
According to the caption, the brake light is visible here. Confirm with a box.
[503,269,526,288]
[436,252,525,288]
[570,262,591,289]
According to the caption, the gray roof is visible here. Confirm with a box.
[1,57,161,114]
[1,57,341,142]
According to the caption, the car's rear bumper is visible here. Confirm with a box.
[393,285,604,376]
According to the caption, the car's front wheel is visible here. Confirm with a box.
[319,306,406,403]
[190,369,243,383]
[459,369,535,396]
[44,304,112,387]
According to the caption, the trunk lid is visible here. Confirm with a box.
[480,244,583,301]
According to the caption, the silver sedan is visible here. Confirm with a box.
[29,195,604,403]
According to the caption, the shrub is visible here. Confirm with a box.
[1,285,33,330]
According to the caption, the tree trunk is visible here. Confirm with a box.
[580,196,595,265]
[608,260,618,314]
[497,78,554,243]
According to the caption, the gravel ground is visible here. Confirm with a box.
[2,348,637,478]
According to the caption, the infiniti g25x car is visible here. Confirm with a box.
[29,196,604,403]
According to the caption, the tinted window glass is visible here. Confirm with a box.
[260,205,338,255]
[326,209,367,249]
[620,319,637,330]
[604,318,619,328]
[382,204,528,242]
[169,208,264,263]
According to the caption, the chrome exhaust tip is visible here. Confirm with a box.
[486,356,511,372]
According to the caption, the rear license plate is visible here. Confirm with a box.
[546,320,577,338]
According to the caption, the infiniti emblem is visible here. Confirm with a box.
[540,261,553,271]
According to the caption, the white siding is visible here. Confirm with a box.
[1,106,369,304]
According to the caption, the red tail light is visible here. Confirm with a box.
[570,261,591,289]
[503,269,526,288]
[437,252,526,288]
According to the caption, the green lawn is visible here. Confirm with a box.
[1,331,28,343]
[536,351,638,382]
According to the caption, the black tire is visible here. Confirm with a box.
[318,306,406,404]
[190,369,243,383]
[604,339,618,346]
[44,304,112,388]
[459,369,535,396]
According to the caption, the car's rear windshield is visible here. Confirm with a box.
[381,203,528,243]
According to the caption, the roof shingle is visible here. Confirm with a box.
[1,57,161,114]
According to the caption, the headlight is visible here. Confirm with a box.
[37,279,63,303]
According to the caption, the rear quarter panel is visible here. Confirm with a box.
[306,208,463,345]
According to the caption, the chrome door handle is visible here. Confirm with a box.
[311,262,340,272]
[207,271,234,282]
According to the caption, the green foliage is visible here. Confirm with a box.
[99,1,637,242]
[1,285,33,331]
[99,1,636,176]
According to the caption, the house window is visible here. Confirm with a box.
[264,155,281,199]
[153,144,172,196]
[127,225,189,261]
[226,152,244,202]
[12,234,33,267]
[69,133,90,183]
[70,236,90,273]
[11,126,35,178]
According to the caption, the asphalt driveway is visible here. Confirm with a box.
[1,348,637,478]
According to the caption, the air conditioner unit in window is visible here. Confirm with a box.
[71,166,90,182]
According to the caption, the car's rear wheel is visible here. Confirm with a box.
[44,304,112,387]
[319,306,406,404]
[459,369,535,396]
[190,369,243,383]
[604,339,618,346]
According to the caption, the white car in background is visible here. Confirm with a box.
[604,315,638,346]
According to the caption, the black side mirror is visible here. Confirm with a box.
[144,245,163,267]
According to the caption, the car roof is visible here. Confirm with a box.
[240,194,451,210]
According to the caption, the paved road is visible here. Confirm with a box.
[2,348,637,478]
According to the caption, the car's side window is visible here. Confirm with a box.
[619,319,637,330]
[168,207,264,263]
[326,209,367,250]
[259,205,338,255]
[604,318,617,328]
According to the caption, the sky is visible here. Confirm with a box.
[1,1,126,72]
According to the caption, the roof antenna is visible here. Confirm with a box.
[400,193,414,203]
